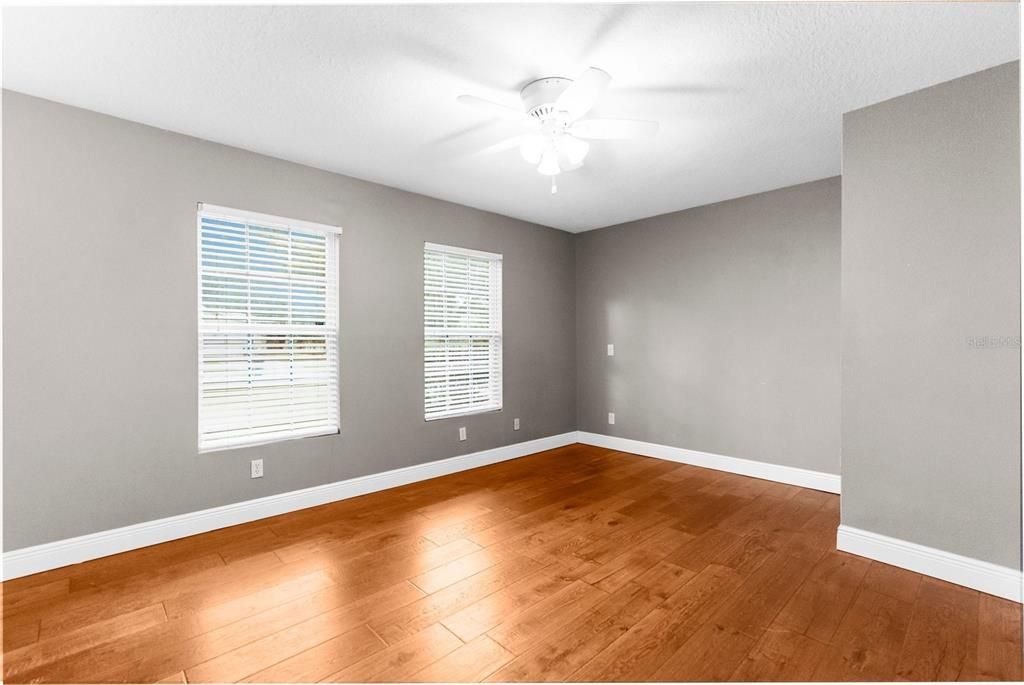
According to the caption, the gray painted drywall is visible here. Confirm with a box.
[2,91,576,551]
[575,177,841,476]
[841,61,1021,569]
[7,62,1021,572]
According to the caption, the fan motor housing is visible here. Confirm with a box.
[520,77,572,119]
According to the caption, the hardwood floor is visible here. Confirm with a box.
[2,443,1021,682]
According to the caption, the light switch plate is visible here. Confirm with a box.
[607,344,615,356]
[459,426,467,441]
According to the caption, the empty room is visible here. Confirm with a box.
[1,2,1021,683]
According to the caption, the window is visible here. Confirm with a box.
[197,204,341,451]
[424,243,503,421]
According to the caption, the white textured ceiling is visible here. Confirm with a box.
[3,3,1019,232]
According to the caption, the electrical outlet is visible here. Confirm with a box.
[607,344,615,356]
[459,426,467,441]
[250,459,264,479]
[608,412,616,425]
[514,417,520,430]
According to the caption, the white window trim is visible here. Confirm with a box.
[423,242,503,422]
[196,203,342,453]
[198,203,343,236]
[423,242,501,262]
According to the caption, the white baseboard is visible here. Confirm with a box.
[837,525,1021,602]
[578,432,1021,601]
[12,432,1014,604]
[2,432,578,581]
[576,431,841,494]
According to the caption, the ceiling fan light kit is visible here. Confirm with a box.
[458,67,659,194]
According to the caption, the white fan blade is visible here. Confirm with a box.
[476,135,529,156]
[570,118,659,140]
[556,67,611,121]
[457,94,529,122]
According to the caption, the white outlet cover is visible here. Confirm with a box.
[514,418,520,430]
[608,412,616,425]
[607,344,615,356]
[459,427,467,441]
[251,459,264,478]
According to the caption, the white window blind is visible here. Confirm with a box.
[424,243,503,421]
[198,204,341,452]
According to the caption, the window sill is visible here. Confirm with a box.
[424,406,503,422]
[200,426,340,453]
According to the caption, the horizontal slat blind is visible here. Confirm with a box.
[424,243,502,421]
[198,208,340,451]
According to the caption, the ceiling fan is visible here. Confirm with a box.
[457,67,659,193]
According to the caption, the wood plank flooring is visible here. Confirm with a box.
[2,444,1021,682]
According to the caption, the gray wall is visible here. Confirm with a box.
[3,91,576,551]
[7,63,1021,572]
[842,62,1021,568]
[576,177,841,476]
